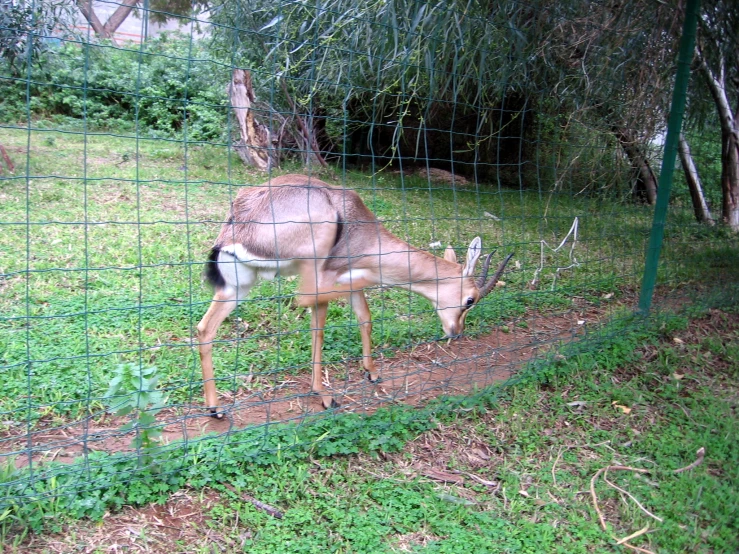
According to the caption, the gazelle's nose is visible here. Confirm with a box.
[443,322,461,339]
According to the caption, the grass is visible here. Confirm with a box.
[2,303,737,553]
[0,125,676,422]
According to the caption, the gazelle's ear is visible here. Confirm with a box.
[462,237,482,277]
[444,245,457,263]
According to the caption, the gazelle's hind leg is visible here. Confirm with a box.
[350,291,378,382]
[198,248,257,417]
[197,288,241,418]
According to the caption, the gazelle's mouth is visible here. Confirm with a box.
[442,326,463,340]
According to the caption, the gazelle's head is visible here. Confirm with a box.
[435,237,513,338]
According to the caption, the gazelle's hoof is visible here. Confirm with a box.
[366,372,381,384]
[323,398,340,410]
[209,408,224,420]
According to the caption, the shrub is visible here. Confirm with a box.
[0,33,229,141]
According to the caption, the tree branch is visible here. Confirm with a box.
[76,0,140,44]
[279,79,328,168]
[696,49,737,140]
[103,0,140,36]
[76,0,113,40]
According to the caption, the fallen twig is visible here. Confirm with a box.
[673,447,705,474]
[620,543,656,554]
[616,525,651,546]
[591,465,651,529]
[0,143,14,173]
[590,467,609,530]
[223,483,284,519]
[603,469,663,523]
[435,343,457,360]
[448,468,498,487]
[590,465,656,553]
[422,467,465,484]
[552,445,564,488]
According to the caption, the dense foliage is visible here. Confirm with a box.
[0,0,76,73]
[208,0,681,179]
[0,33,228,141]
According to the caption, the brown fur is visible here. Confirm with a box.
[198,174,497,413]
[213,174,466,290]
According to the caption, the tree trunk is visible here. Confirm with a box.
[678,134,714,224]
[697,52,739,231]
[103,0,139,36]
[230,69,272,171]
[76,0,139,44]
[76,0,112,40]
[721,127,739,230]
[613,127,658,204]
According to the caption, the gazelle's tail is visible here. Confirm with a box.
[204,246,226,289]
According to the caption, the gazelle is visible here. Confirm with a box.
[197,174,512,416]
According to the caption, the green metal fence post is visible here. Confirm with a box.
[638,0,701,313]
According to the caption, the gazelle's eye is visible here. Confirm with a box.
[465,297,475,309]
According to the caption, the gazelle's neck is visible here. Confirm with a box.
[378,237,462,304]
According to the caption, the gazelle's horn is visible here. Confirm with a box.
[475,250,496,289]
[479,253,514,299]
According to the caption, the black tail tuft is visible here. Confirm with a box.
[204,246,226,289]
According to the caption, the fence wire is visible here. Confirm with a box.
[0,0,719,516]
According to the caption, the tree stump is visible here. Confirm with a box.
[230,69,272,171]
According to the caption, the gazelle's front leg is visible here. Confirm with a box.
[309,302,337,409]
[350,291,378,382]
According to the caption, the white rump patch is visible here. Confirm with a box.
[335,269,372,285]
[218,244,299,290]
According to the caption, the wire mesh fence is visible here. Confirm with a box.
[1,0,732,518]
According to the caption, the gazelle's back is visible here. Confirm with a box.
[215,175,391,266]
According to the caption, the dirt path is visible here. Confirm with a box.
[2,303,603,468]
